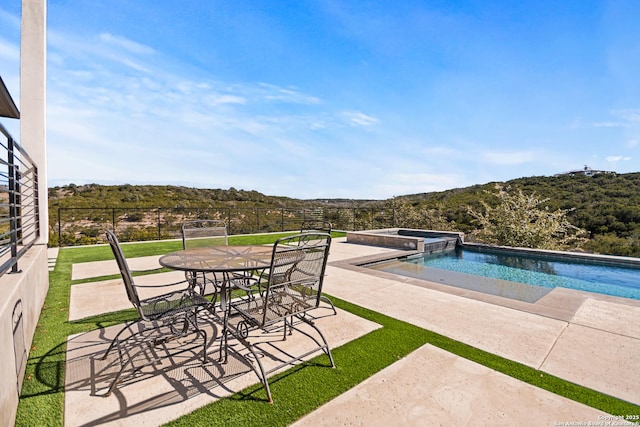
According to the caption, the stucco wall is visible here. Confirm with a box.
[0,244,49,426]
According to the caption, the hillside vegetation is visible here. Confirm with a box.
[48,183,383,209]
[394,172,640,256]
[48,172,640,256]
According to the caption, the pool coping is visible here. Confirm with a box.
[330,249,640,323]
[464,242,640,269]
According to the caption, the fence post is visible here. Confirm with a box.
[33,166,40,241]
[112,208,116,233]
[58,207,61,247]
[7,137,18,272]
[353,208,356,231]
[281,208,284,232]
[256,208,259,234]
[157,208,161,240]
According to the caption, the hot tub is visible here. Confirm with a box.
[346,228,463,253]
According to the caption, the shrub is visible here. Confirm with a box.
[467,185,587,250]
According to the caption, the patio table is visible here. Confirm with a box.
[159,245,275,354]
[159,245,274,275]
[159,245,274,304]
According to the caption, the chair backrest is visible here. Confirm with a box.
[182,220,228,249]
[300,220,332,234]
[259,232,331,326]
[105,230,143,317]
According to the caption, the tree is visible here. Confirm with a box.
[467,185,587,250]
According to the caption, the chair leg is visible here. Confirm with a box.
[222,313,334,403]
[319,295,337,315]
[198,327,208,364]
[187,307,208,364]
[229,331,273,403]
[218,330,228,363]
[294,315,336,368]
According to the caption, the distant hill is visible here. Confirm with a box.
[48,172,640,256]
[47,183,381,209]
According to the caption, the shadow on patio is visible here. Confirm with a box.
[63,303,378,426]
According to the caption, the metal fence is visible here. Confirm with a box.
[50,205,399,247]
[0,122,40,275]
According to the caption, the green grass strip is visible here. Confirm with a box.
[15,232,638,426]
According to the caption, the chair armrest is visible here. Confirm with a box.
[132,279,191,289]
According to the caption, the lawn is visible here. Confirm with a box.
[15,232,640,426]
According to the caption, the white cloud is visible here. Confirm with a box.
[203,94,247,106]
[627,139,638,148]
[99,33,156,55]
[606,155,631,162]
[259,83,321,104]
[341,111,379,126]
[48,30,154,73]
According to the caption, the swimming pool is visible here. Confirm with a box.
[369,246,640,302]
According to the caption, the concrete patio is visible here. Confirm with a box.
[62,238,640,426]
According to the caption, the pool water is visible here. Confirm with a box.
[370,247,640,301]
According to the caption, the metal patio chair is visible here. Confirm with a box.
[299,221,336,315]
[98,230,212,397]
[300,220,332,234]
[182,219,229,248]
[182,220,228,297]
[181,220,257,298]
[221,232,335,403]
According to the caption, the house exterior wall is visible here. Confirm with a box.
[0,245,48,426]
[0,0,50,425]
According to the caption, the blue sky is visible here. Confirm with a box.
[1,1,639,199]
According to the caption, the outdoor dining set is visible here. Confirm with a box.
[99,220,336,403]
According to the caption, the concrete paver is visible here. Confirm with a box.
[48,247,59,271]
[69,271,188,320]
[292,344,606,427]
[71,255,163,281]
[571,299,640,338]
[541,323,640,405]
[323,264,568,369]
